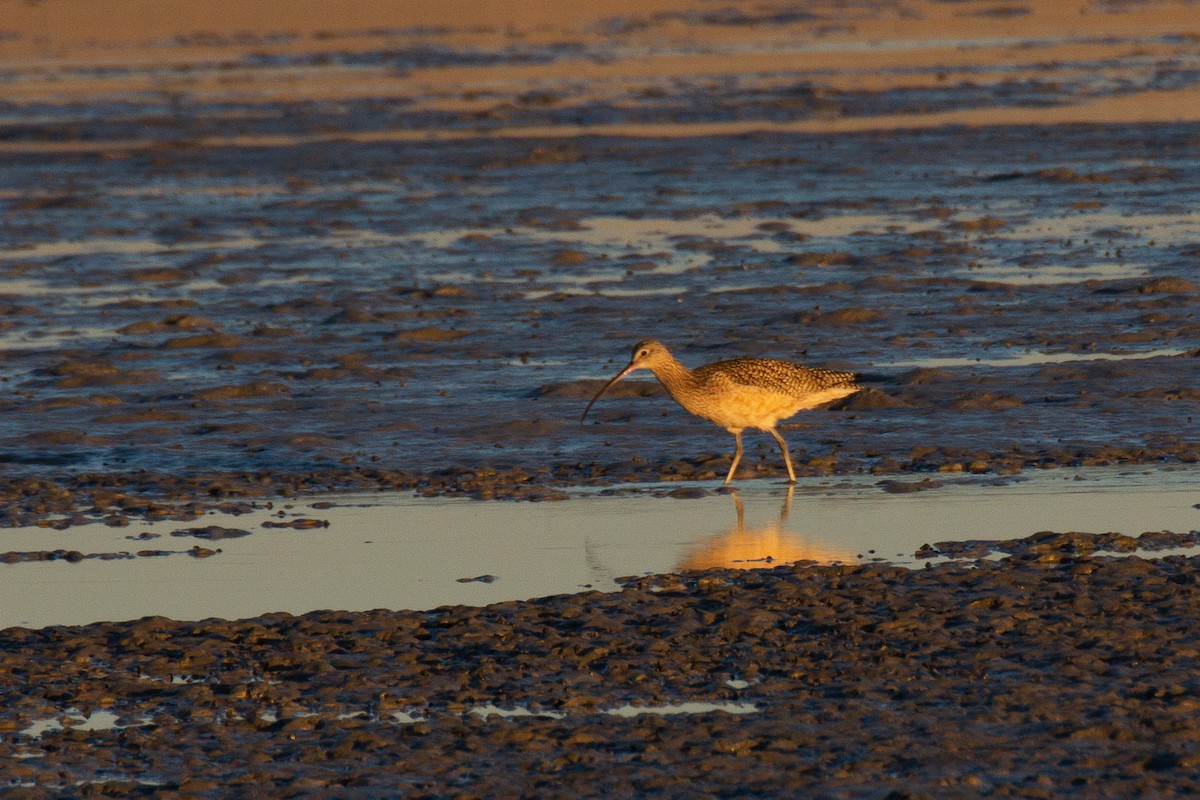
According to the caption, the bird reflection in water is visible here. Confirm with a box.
[676,487,857,571]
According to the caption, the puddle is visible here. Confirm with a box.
[467,701,761,719]
[998,212,1200,247]
[19,710,151,739]
[0,326,115,351]
[959,261,1148,286]
[875,346,1190,369]
[603,702,758,718]
[409,212,922,284]
[411,702,756,721]
[0,231,417,264]
[470,705,566,720]
[0,467,1197,630]
[18,701,754,742]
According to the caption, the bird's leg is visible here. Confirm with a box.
[725,431,744,485]
[768,428,797,484]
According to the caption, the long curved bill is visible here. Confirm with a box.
[580,361,639,423]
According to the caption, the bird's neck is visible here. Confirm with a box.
[649,355,695,399]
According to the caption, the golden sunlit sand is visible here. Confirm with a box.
[1,0,1196,147]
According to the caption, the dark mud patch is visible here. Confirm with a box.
[878,477,944,493]
[170,526,252,540]
[0,435,1197,531]
[190,382,290,401]
[0,545,220,563]
[260,518,329,530]
[919,528,1200,560]
[5,533,1200,797]
[456,574,499,583]
[42,361,160,388]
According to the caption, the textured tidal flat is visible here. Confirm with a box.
[7,546,1200,798]
[0,123,1197,507]
[3,0,1200,795]
[0,4,1198,502]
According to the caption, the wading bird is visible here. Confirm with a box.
[581,340,860,484]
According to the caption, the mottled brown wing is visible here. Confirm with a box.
[694,358,859,397]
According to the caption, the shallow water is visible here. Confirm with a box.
[2,466,1196,629]
[14,701,758,741]
[1,30,1199,480]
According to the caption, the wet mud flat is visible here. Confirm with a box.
[0,120,1199,513]
[4,534,1200,798]
[0,2,1199,512]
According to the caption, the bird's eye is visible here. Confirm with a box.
[638,349,649,358]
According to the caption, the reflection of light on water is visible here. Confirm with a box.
[0,212,925,298]
[4,467,1199,629]
[468,702,757,719]
[19,710,150,739]
[422,270,531,285]
[998,212,1200,245]
[961,261,1148,285]
[0,237,261,260]
[877,346,1188,369]
[592,286,688,297]
[24,702,756,739]
[577,214,778,243]
[470,704,565,720]
[505,358,568,367]
[603,702,758,717]
[677,488,857,571]
[408,212,918,281]
[0,229,415,262]
[0,326,114,350]
[415,224,715,278]
[566,213,921,249]
[0,276,329,306]
[524,286,689,300]
[0,279,87,296]
[789,213,922,238]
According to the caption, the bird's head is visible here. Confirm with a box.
[625,339,671,371]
